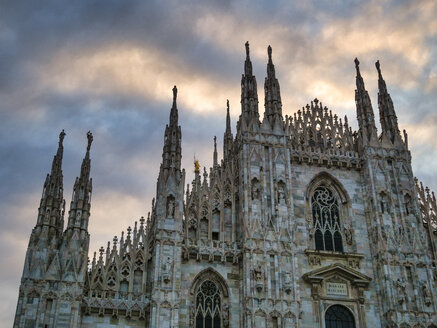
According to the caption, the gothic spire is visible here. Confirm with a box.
[213,136,218,167]
[376,60,402,145]
[263,45,283,129]
[66,131,93,232]
[226,99,231,135]
[170,85,178,127]
[244,41,253,76]
[161,86,182,172]
[354,58,377,144]
[240,41,259,131]
[224,100,234,163]
[32,130,66,247]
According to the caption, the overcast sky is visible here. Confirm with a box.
[1,0,437,326]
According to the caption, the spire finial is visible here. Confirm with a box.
[375,60,382,78]
[86,131,93,151]
[213,136,217,166]
[354,58,361,76]
[245,41,250,58]
[268,45,272,61]
[227,99,229,112]
[173,85,177,103]
[59,129,66,145]
[194,157,200,173]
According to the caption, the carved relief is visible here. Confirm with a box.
[252,265,265,292]
[395,278,406,305]
[283,272,293,295]
[422,283,432,306]
[251,178,260,201]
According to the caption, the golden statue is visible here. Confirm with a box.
[194,158,200,173]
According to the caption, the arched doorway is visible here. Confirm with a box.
[325,304,355,328]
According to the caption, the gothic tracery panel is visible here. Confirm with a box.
[311,186,344,252]
[195,280,222,328]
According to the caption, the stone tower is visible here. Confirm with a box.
[14,132,93,328]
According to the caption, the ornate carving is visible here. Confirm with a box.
[283,272,293,295]
[252,265,265,292]
[162,256,172,284]
[395,278,406,305]
[422,283,432,306]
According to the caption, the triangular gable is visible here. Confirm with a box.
[303,263,371,287]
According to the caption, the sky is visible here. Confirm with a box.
[1,0,437,326]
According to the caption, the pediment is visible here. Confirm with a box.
[302,263,371,287]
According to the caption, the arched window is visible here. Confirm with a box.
[312,186,343,252]
[195,280,222,328]
[325,305,355,328]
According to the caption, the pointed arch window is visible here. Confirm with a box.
[195,280,222,328]
[312,186,344,252]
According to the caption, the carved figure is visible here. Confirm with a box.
[422,283,432,306]
[283,272,293,294]
[344,227,353,245]
[252,265,264,292]
[251,182,260,200]
[167,198,175,218]
[395,278,406,304]
[277,184,285,203]
[162,257,172,283]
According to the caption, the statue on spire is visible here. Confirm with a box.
[268,45,272,61]
[173,85,178,103]
[245,41,250,58]
[375,60,381,76]
[354,58,360,75]
[59,129,66,145]
[87,131,93,151]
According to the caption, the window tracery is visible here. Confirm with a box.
[312,186,344,252]
[195,280,222,328]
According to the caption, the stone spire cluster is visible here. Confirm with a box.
[31,130,66,249]
[14,42,437,328]
[354,58,378,145]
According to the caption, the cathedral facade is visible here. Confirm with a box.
[14,42,437,328]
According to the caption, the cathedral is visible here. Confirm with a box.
[14,42,437,328]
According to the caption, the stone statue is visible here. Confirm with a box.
[283,272,293,294]
[395,278,406,304]
[251,181,260,200]
[344,227,353,245]
[253,265,264,292]
[422,283,432,306]
[167,198,175,218]
[277,184,285,203]
[162,257,172,283]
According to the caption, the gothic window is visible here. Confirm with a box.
[325,305,355,328]
[312,186,344,252]
[195,280,222,328]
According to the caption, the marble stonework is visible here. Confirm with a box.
[14,43,437,328]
